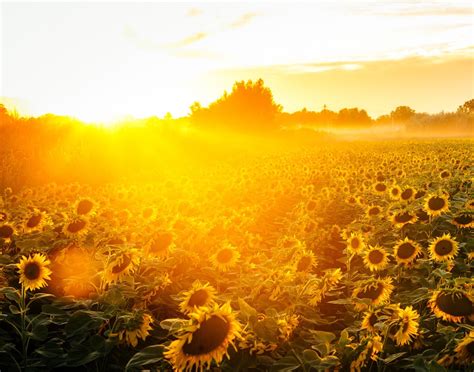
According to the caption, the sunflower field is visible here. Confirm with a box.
[0,138,473,371]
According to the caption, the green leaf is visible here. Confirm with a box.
[125,344,164,371]
[238,298,258,321]
[42,304,67,316]
[311,331,336,344]
[159,318,188,334]
[30,323,48,341]
[271,356,301,372]
[302,349,321,362]
[381,352,407,364]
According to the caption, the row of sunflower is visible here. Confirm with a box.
[0,139,472,371]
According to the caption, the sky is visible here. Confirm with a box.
[1,1,473,123]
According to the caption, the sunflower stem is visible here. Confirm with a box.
[20,284,28,370]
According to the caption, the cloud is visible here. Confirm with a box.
[187,8,202,17]
[371,6,473,17]
[167,32,208,48]
[228,12,260,29]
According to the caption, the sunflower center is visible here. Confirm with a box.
[297,256,312,271]
[24,262,41,280]
[454,214,472,225]
[436,292,473,317]
[417,209,429,221]
[112,254,132,274]
[188,289,209,307]
[375,183,386,192]
[440,171,450,178]
[428,197,446,211]
[0,225,14,238]
[351,238,360,249]
[369,207,380,216]
[182,315,230,356]
[67,219,86,233]
[434,240,454,256]
[77,200,93,215]
[357,283,384,300]
[368,313,377,326]
[216,249,233,263]
[397,243,416,259]
[401,189,413,200]
[395,212,413,223]
[368,250,384,264]
[27,214,42,228]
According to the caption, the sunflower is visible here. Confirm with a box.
[210,244,240,272]
[178,281,217,314]
[0,210,10,222]
[373,182,387,194]
[465,199,474,210]
[363,245,389,272]
[393,237,422,265]
[451,213,474,229]
[391,306,419,346]
[439,169,451,179]
[454,331,474,365]
[17,253,52,291]
[388,185,402,200]
[390,210,417,228]
[0,223,15,242]
[428,233,459,262]
[164,302,242,371]
[294,249,317,273]
[74,197,96,216]
[361,310,379,333]
[352,277,394,310]
[346,232,366,255]
[23,210,50,232]
[400,187,416,202]
[424,193,450,217]
[428,289,474,323]
[146,231,174,258]
[102,249,140,284]
[366,205,382,218]
[63,216,89,238]
[115,312,154,347]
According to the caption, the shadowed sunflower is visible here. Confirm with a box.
[74,197,96,216]
[210,244,240,272]
[372,182,387,195]
[390,306,419,346]
[23,210,48,232]
[164,302,242,371]
[63,216,89,238]
[102,249,140,284]
[454,331,474,365]
[352,277,394,310]
[361,310,380,333]
[389,185,402,200]
[294,249,317,273]
[428,233,459,262]
[17,253,52,291]
[400,187,416,202]
[393,237,422,266]
[390,210,417,229]
[366,205,382,218]
[428,289,473,323]
[0,223,15,242]
[424,193,449,217]
[451,213,474,229]
[179,281,217,314]
[114,312,154,347]
[346,232,366,255]
[363,245,389,272]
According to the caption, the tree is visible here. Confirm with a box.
[336,108,372,127]
[390,106,415,123]
[457,99,474,115]
[189,79,283,132]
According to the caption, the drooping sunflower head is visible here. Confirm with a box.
[346,232,366,255]
[0,223,15,241]
[390,306,420,346]
[294,249,317,273]
[424,193,450,217]
[451,213,474,229]
[363,245,389,272]
[454,331,474,365]
[361,309,380,333]
[74,197,96,216]
[17,253,52,291]
[164,302,242,371]
[102,248,140,285]
[210,244,240,272]
[178,281,217,314]
[428,289,474,323]
[390,209,417,228]
[428,233,459,262]
[393,237,422,266]
[114,311,154,347]
[352,277,394,310]
[63,216,89,238]
[146,231,174,258]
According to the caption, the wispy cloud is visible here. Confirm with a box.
[167,32,208,48]
[186,8,202,17]
[370,5,473,17]
[228,12,260,29]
